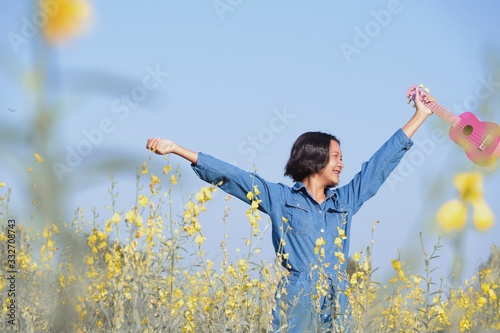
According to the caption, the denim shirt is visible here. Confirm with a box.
[192,129,412,323]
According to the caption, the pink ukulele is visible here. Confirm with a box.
[406,84,500,166]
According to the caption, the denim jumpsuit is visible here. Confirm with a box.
[192,129,413,332]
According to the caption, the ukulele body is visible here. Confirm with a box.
[449,111,500,166]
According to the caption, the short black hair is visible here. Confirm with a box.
[284,131,340,182]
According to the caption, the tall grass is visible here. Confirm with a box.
[0,162,499,332]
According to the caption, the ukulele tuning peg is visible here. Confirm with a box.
[424,87,430,93]
[419,83,424,88]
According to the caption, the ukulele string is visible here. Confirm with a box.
[427,101,484,146]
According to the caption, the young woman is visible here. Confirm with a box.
[146,88,434,332]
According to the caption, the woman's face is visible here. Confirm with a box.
[318,140,344,187]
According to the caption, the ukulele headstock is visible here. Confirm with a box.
[406,84,430,106]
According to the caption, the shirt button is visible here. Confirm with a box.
[318,210,323,214]
[320,228,325,233]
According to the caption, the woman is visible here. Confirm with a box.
[146,87,434,332]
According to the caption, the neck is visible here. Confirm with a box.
[302,176,327,204]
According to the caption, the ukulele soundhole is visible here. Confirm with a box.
[462,125,473,136]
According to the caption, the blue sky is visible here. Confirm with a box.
[1,1,500,283]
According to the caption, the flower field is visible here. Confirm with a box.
[2,1,500,332]
[1,163,499,333]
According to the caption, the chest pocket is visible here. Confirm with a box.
[327,203,350,235]
[283,199,312,235]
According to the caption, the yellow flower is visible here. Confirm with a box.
[391,259,402,271]
[337,227,347,240]
[413,275,423,286]
[184,225,195,236]
[195,235,206,246]
[171,175,177,185]
[436,199,468,232]
[478,296,487,307]
[87,234,97,246]
[454,172,483,203]
[34,152,44,163]
[0,182,5,187]
[40,0,92,45]
[252,185,261,195]
[314,237,326,254]
[138,195,148,208]
[135,215,143,227]
[111,212,121,224]
[334,237,343,249]
[141,162,150,175]
[151,174,160,185]
[125,209,136,222]
[334,251,345,264]
[489,288,497,300]
[472,199,495,232]
[42,226,52,238]
[459,317,472,331]
[246,191,254,201]
[163,165,171,174]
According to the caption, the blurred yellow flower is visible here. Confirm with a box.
[141,162,148,175]
[0,182,6,187]
[43,226,52,238]
[87,234,97,246]
[125,209,136,222]
[453,172,483,203]
[111,212,121,224]
[391,259,402,271]
[472,200,495,232]
[34,152,44,163]
[436,199,467,233]
[138,195,148,208]
[195,235,206,246]
[40,0,92,45]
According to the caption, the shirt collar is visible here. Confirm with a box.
[292,182,338,201]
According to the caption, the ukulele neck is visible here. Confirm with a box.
[427,102,460,127]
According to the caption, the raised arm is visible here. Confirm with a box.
[402,86,434,138]
[146,137,199,164]
[146,137,283,215]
